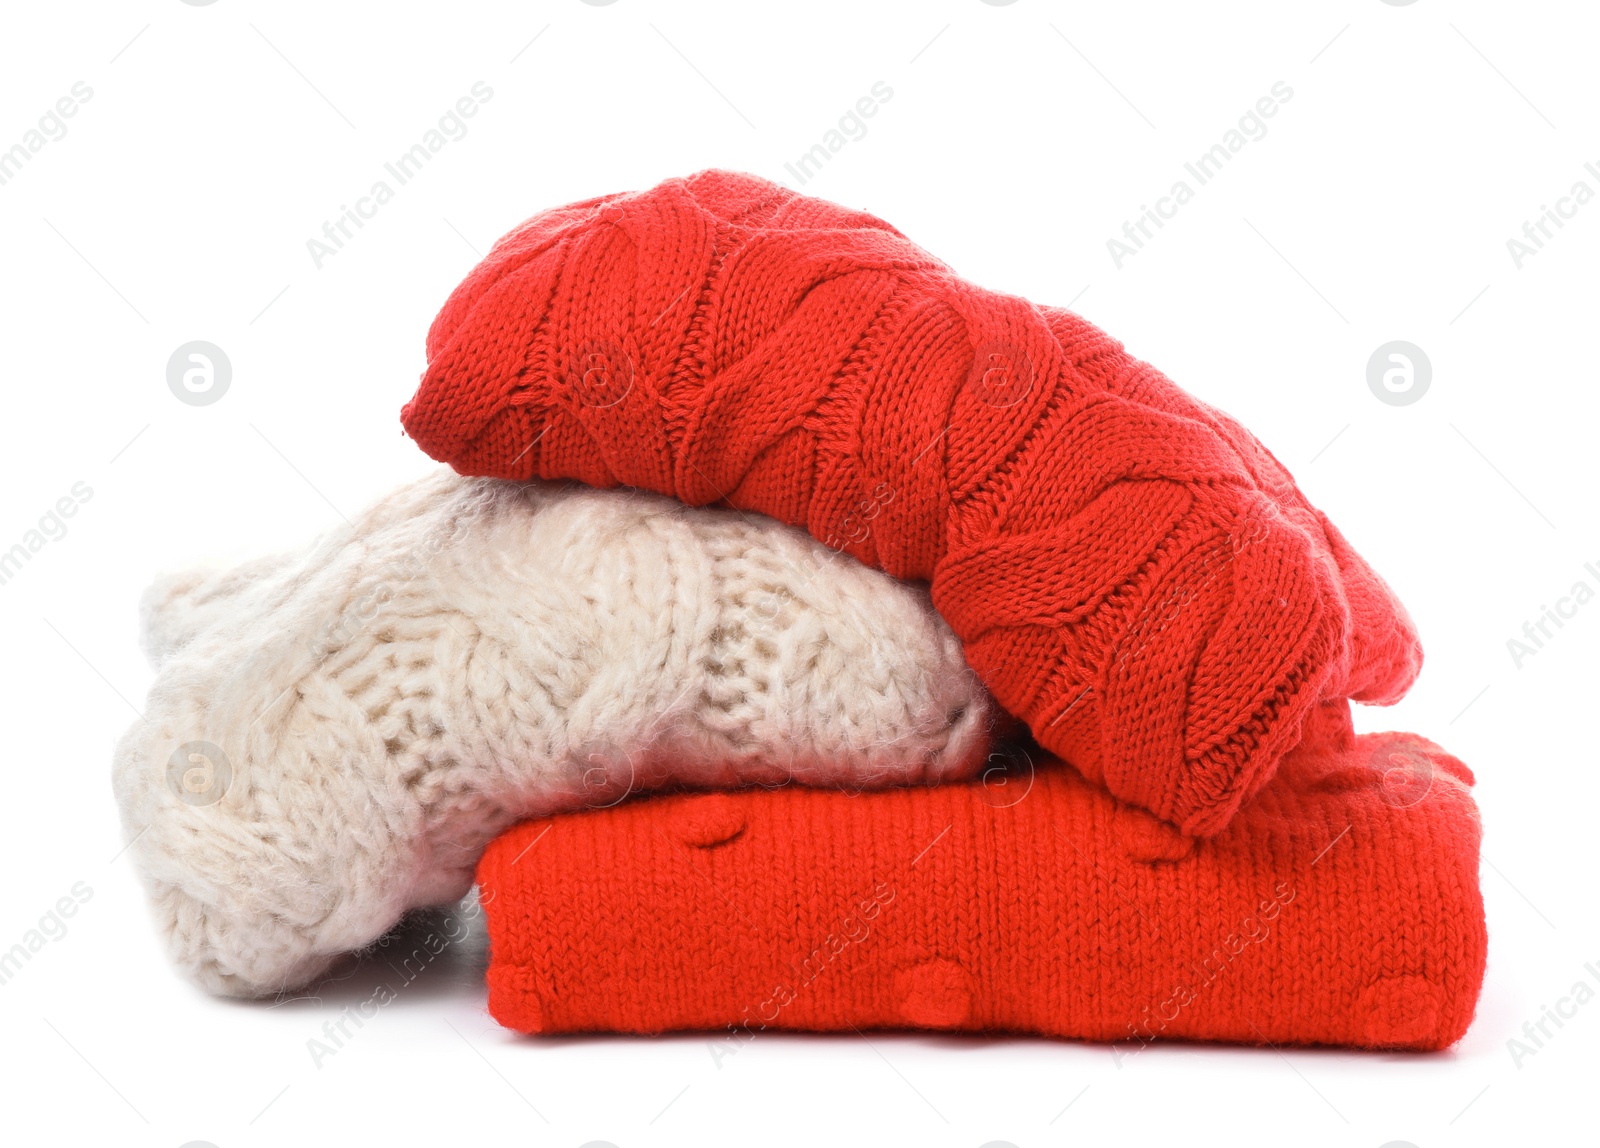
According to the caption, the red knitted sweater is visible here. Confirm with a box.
[403,170,1422,836]
[477,703,1485,1049]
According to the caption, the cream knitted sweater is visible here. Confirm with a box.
[112,470,994,996]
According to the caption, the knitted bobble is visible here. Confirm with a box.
[479,705,1486,1050]
[402,170,1423,836]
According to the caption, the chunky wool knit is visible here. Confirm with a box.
[478,702,1485,1049]
[401,170,1422,836]
[112,469,994,997]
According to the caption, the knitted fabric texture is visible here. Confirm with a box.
[401,169,1423,836]
[112,469,995,997]
[478,702,1485,1049]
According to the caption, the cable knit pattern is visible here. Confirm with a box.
[479,702,1486,1050]
[111,469,995,997]
[401,169,1422,836]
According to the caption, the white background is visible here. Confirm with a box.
[0,1,1595,1145]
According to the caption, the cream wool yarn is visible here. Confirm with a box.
[112,469,995,997]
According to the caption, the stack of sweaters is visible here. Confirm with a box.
[114,171,1485,1050]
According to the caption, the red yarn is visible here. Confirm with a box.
[402,170,1421,836]
[477,703,1486,1049]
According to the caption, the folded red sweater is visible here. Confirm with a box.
[477,703,1484,1050]
[403,170,1421,836]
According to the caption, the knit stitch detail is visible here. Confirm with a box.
[402,170,1423,835]
[478,708,1485,1050]
[112,470,995,997]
